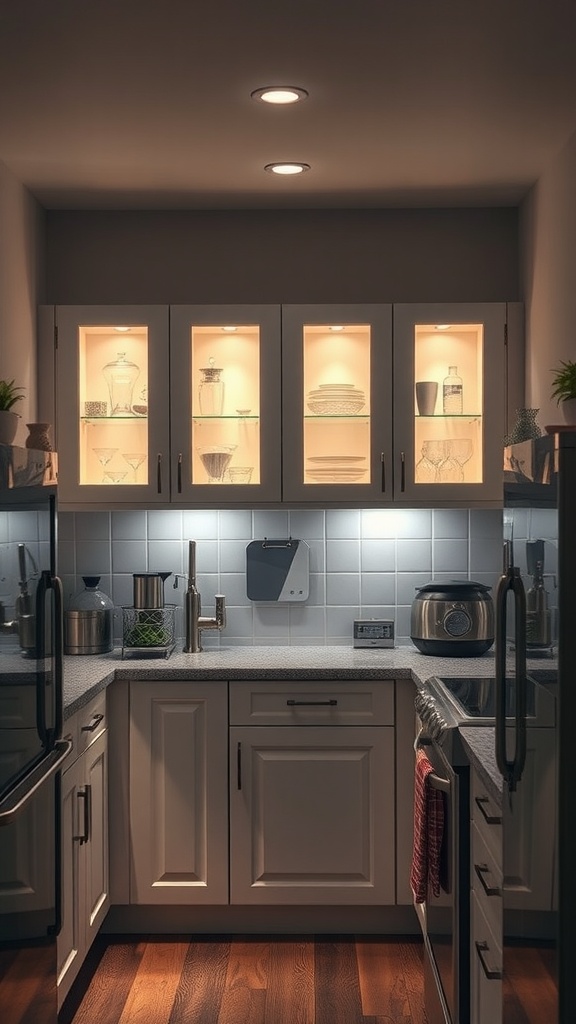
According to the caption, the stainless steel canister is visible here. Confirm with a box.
[133,573,166,609]
[64,609,113,654]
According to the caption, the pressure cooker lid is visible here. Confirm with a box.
[415,578,492,595]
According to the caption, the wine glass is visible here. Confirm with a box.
[416,440,447,482]
[122,452,147,483]
[447,438,473,481]
[92,447,119,482]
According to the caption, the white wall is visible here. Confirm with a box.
[0,161,45,441]
[521,128,576,427]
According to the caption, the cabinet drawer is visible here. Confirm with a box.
[470,889,502,1024]
[229,679,395,726]
[471,769,502,865]
[471,819,502,943]
[66,691,107,763]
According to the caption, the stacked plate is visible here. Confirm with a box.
[307,383,366,416]
[306,455,368,483]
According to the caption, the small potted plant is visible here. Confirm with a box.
[550,359,576,425]
[0,378,26,445]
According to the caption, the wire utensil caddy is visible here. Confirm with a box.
[121,604,176,659]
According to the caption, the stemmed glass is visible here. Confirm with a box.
[92,447,119,483]
[104,470,128,484]
[446,438,473,481]
[122,452,147,483]
[196,444,237,482]
[415,440,448,483]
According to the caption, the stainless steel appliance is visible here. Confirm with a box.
[411,579,495,656]
[0,447,71,1024]
[496,430,576,1024]
[414,670,557,1024]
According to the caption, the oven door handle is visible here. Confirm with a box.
[414,732,451,793]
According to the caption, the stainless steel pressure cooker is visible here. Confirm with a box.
[410,579,495,656]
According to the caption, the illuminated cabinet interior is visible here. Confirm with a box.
[190,324,261,485]
[414,322,484,485]
[303,324,371,485]
[78,325,149,486]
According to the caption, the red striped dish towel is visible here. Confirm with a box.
[410,747,445,904]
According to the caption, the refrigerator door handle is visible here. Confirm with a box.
[0,739,73,826]
[35,570,64,747]
[495,567,527,791]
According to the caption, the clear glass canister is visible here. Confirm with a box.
[102,351,140,416]
[199,359,224,415]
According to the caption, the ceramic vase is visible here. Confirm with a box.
[561,398,576,425]
[25,422,52,451]
[415,381,438,416]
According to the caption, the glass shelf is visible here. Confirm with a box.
[192,414,260,421]
[416,413,482,419]
[304,414,370,421]
[81,415,148,423]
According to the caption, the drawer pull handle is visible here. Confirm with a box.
[474,862,501,897]
[81,713,104,733]
[475,795,502,826]
[475,940,502,981]
[286,699,338,707]
[73,785,91,845]
[237,742,242,790]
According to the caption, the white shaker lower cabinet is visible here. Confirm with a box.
[58,694,109,1007]
[129,681,228,905]
[229,680,396,905]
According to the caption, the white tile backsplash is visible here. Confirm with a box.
[62,507,505,645]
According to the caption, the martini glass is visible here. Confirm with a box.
[104,470,128,484]
[122,452,147,483]
[92,447,119,483]
[197,444,237,482]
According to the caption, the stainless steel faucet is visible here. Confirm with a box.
[177,540,226,652]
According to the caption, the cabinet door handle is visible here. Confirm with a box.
[237,742,242,790]
[286,699,338,706]
[74,785,91,845]
[81,713,104,733]
[177,452,182,493]
[157,453,162,493]
[475,940,502,981]
[474,862,501,897]
[380,452,386,491]
[475,795,502,825]
[400,451,406,492]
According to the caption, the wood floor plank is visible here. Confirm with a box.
[117,937,189,1024]
[168,939,230,1024]
[69,938,147,1024]
[216,939,270,1024]
[264,938,315,1024]
[356,938,414,1021]
[504,945,558,1024]
[0,945,53,1024]
[315,936,364,1024]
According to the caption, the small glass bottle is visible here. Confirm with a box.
[198,357,224,416]
[442,365,463,414]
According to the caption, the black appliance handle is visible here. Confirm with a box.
[495,567,527,791]
[0,739,73,826]
[36,570,64,747]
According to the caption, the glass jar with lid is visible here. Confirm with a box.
[198,357,224,415]
[102,352,140,416]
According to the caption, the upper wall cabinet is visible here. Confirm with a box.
[44,301,520,507]
[281,304,394,503]
[47,305,282,505]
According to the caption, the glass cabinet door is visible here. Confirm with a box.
[170,306,282,502]
[393,303,507,502]
[54,306,170,503]
[282,305,393,502]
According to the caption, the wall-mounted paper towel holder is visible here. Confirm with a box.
[246,538,310,602]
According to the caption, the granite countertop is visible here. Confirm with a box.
[459,727,501,803]
[62,644,500,718]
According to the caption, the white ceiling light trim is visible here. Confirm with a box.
[251,86,308,105]
[264,162,311,175]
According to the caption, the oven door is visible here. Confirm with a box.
[414,730,470,1024]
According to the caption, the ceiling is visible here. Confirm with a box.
[2,0,576,211]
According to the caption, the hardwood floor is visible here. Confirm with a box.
[62,935,428,1024]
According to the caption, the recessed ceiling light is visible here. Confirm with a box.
[114,326,130,332]
[251,86,308,105]
[264,162,311,175]
[435,324,452,331]
[329,325,345,332]
[221,325,237,332]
